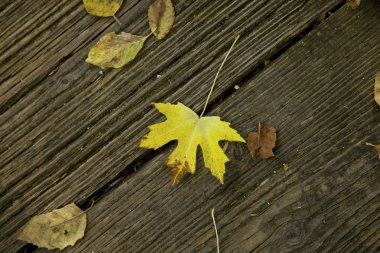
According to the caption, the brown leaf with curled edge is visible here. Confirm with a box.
[17,203,86,250]
[366,143,380,159]
[347,0,361,9]
[148,0,175,40]
[375,71,380,106]
[247,124,276,160]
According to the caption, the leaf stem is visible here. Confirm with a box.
[200,35,240,117]
[146,28,156,39]
[211,208,220,253]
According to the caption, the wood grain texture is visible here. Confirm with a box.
[30,1,379,252]
[0,0,154,112]
[1,0,372,251]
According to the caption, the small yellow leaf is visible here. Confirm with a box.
[140,103,245,185]
[86,32,147,69]
[148,0,175,40]
[83,0,123,17]
[375,71,380,106]
[17,203,86,250]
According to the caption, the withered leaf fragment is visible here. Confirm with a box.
[148,0,175,40]
[375,71,380,106]
[247,124,276,160]
[318,11,327,24]
[346,0,361,9]
[17,203,86,250]
[86,32,147,69]
[366,143,380,159]
[83,0,123,17]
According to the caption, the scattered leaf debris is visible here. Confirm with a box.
[346,0,361,9]
[83,0,123,17]
[366,142,380,159]
[148,0,175,40]
[86,32,148,69]
[318,11,327,23]
[247,123,277,160]
[139,103,245,185]
[17,203,86,250]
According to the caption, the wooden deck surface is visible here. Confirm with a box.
[1,0,380,252]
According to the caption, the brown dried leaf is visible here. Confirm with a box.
[148,0,175,40]
[247,124,277,160]
[347,0,361,9]
[247,131,260,160]
[374,71,380,106]
[17,203,86,250]
[366,143,380,159]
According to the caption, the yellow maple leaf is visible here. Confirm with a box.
[140,103,245,185]
[86,32,147,69]
[83,0,123,17]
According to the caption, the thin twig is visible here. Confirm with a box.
[211,208,220,253]
[113,15,123,26]
[258,121,261,134]
[85,199,95,211]
[200,35,240,117]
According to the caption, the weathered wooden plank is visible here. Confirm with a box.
[38,1,380,252]
[0,0,345,251]
[0,0,341,198]
[0,0,149,111]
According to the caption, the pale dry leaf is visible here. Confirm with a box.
[83,0,123,17]
[148,0,175,40]
[17,203,86,250]
[86,32,147,69]
[247,124,277,160]
[374,71,380,106]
